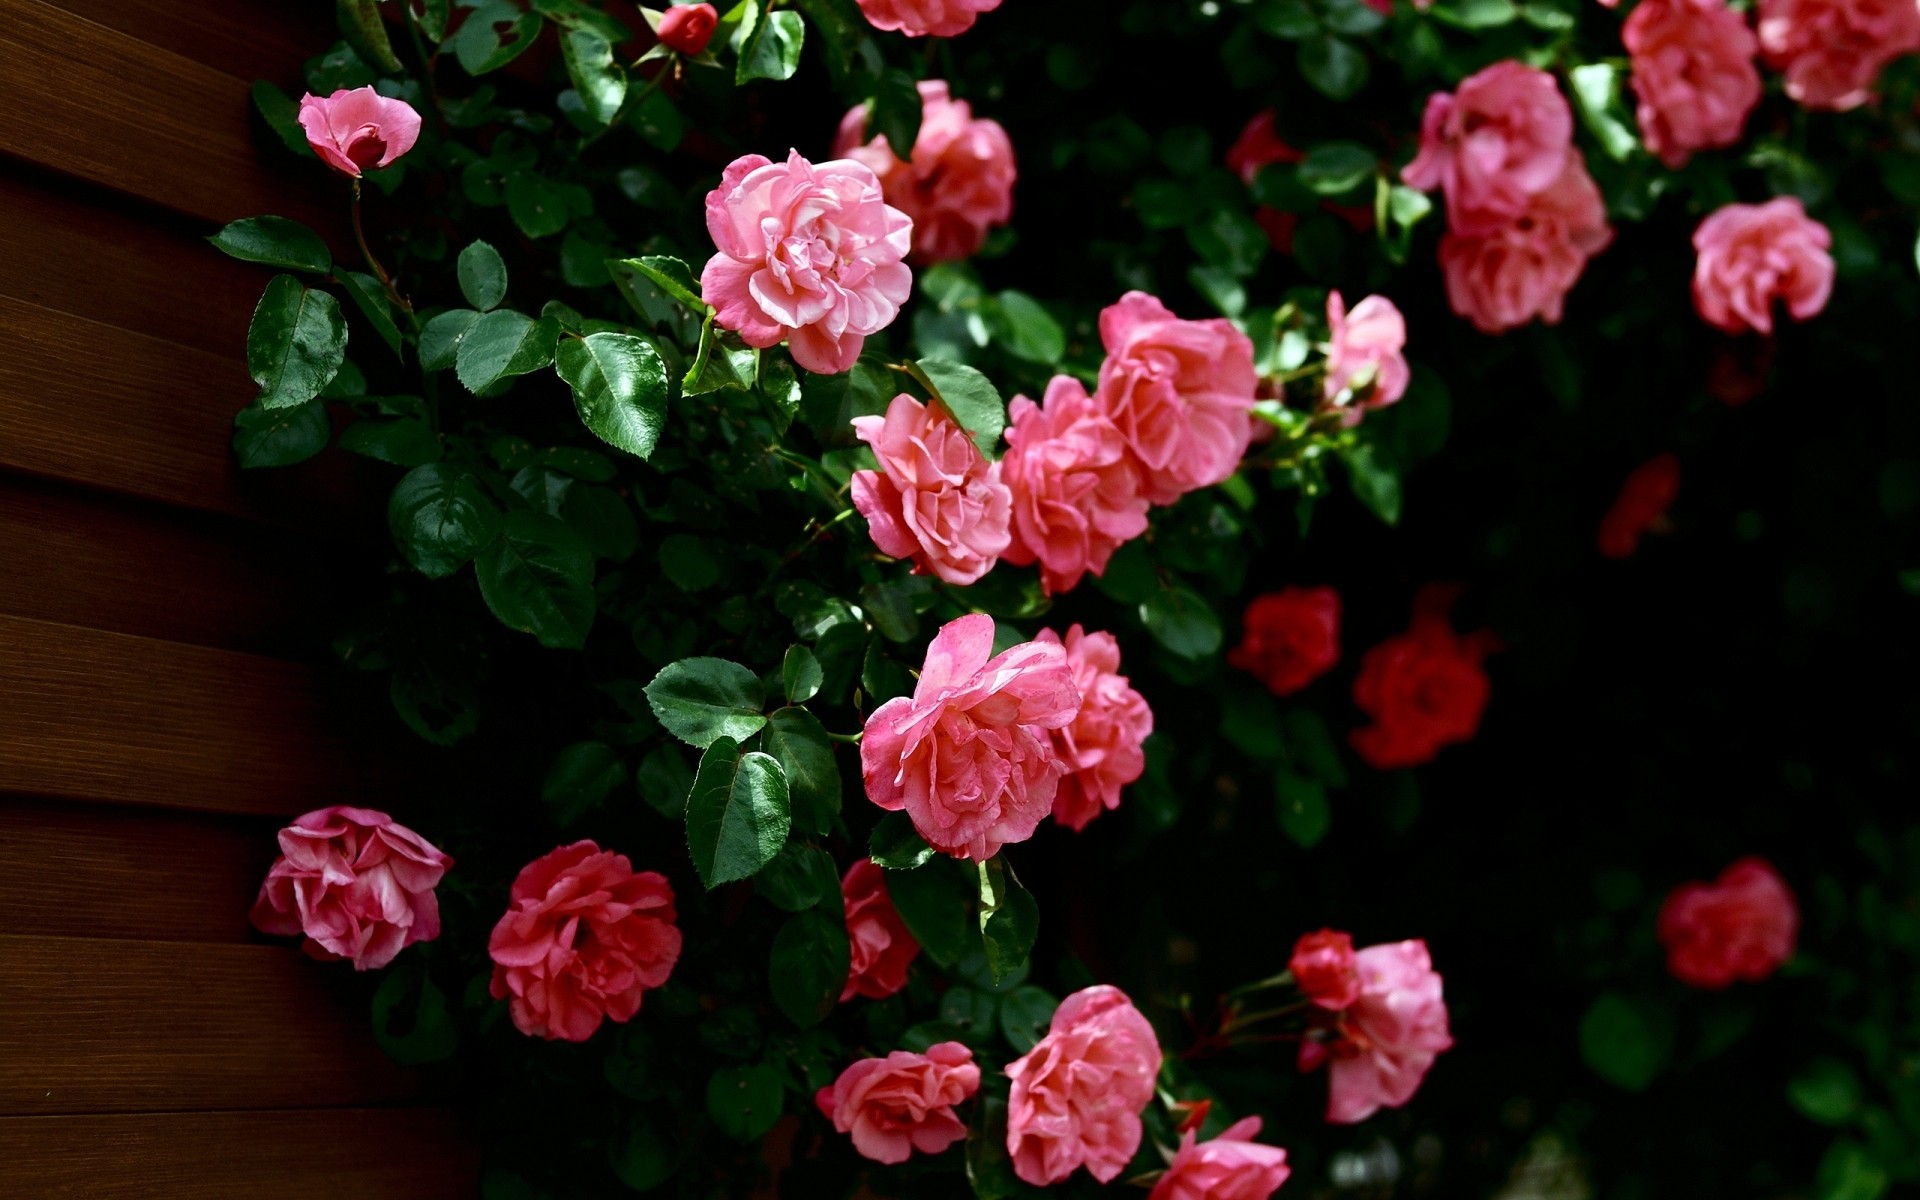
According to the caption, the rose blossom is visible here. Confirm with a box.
[1001,376,1150,595]
[1094,292,1259,505]
[297,88,422,178]
[1349,592,1497,770]
[850,394,1013,586]
[815,1043,981,1164]
[834,81,1016,264]
[1006,985,1163,1186]
[1690,198,1834,336]
[1758,0,1920,111]
[1035,624,1153,832]
[1228,587,1341,697]
[1401,61,1574,236]
[862,613,1080,860]
[1323,292,1410,421]
[655,3,719,55]
[1658,857,1799,988]
[1624,0,1763,169]
[1437,157,1614,334]
[855,0,1002,37]
[1598,453,1681,559]
[840,858,921,1001]
[1227,110,1306,252]
[1148,1116,1292,1200]
[249,806,452,970]
[1301,940,1453,1124]
[487,841,681,1042]
[700,150,912,375]
[1290,929,1361,1011]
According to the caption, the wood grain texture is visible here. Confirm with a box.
[46,0,334,82]
[0,1109,478,1197]
[0,935,422,1113]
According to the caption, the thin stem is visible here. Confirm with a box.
[826,730,863,744]
[1221,1000,1312,1032]
[350,178,415,320]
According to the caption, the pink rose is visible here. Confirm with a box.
[1035,624,1153,832]
[850,393,1013,585]
[700,150,913,375]
[1001,376,1151,595]
[1758,0,1920,110]
[1094,292,1259,505]
[840,858,921,1001]
[1301,940,1453,1124]
[834,81,1016,264]
[1289,928,1361,1011]
[815,1042,981,1163]
[1323,291,1411,421]
[1228,587,1342,697]
[1401,62,1574,237]
[1226,111,1307,253]
[297,87,422,178]
[855,0,1002,37]
[1690,197,1834,336]
[249,806,452,970]
[1148,1116,1292,1200]
[656,3,719,55]
[1624,0,1762,169]
[1658,857,1799,988]
[1437,156,1614,334]
[1006,985,1163,1186]
[861,613,1080,860]
[487,841,682,1042]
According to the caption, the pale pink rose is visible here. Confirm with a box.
[861,614,1080,861]
[1690,197,1834,336]
[1035,625,1153,832]
[1303,940,1454,1124]
[297,87,422,178]
[1001,376,1150,595]
[840,859,921,1001]
[1006,985,1163,1186]
[1401,62,1574,237]
[1437,156,1614,334]
[815,1042,981,1164]
[1758,0,1920,110]
[1094,292,1259,505]
[850,393,1012,585]
[1624,0,1763,169]
[855,0,1002,37]
[487,841,681,1043]
[249,806,452,970]
[700,150,913,375]
[833,81,1016,264]
[1323,291,1410,421]
[1148,1116,1292,1200]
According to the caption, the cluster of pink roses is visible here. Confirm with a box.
[1289,931,1456,1124]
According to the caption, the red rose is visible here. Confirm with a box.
[1349,592,1496,769]
[1289,928,1361,1010]
[1598,453,1680,560]
[1228,587,1341,696]
[1658,857,1798,988]
[657,3,719,55]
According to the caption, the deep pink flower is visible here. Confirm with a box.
[700,150,912,374]
[861,614,1080,861]
[1401,62,1574,237]
[1290,929,1362,1011]
[1036,625,1153,832]
[1227,110,1306,186]
[656,3,719,55]
[1758,0,1920,110]
[1001,376,1150,595]
[855,0,1002,37]
[297,87,421,178]
[1350,593,1497,770]
[1625,0,1763,169]
[850,394,1013,586]
[1006,985,1163,1186]
[834,81,1016,264]
[1437,156,1614,334]
[840,859,921,1001]
[1148,1116,1292,1200]
[1323,291,1410,421]
[1228,587,1341,697]
[487,841,681,1042]
[1658,858,1799,988]
[1094,292,1258,505]
[1299,940,1453,1124]
[1598,453,1681,559]
[1691,197,1834,336]
[249,806,452,970]
[815,1042,981,1163]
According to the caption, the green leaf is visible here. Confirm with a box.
[997,985,1057,1054]
[1344,442,1403,525]
[250,81,310,156]
[1579,992,1673,1092]
[338,415,439,465]
[914,359,1005,454]
[451,1,544,74]
[763,707,842,836]
[388,463,503,578]
[1816,1140,1890,1200]
[1570,63,1640,163]
[782,645,823,704]
[337,0,404,73]
[1438,0,1520,26]
[868,67,923,158]
[338,271,403,360]
[612,255,709,314]
[1298,34,1368,101]
[1276,768,1331,847]
[1140,586,1222,659]
[1321,0,1387,33]
[887,859,978,968]
[635,744,695,819]
[475,511,597,649]
[418,308,482,372]
[736,5,805,84]
[658,533,720,591]
[247,275,347,409]
[870,811,935,870]
[542,740,628,826]
[1380,182,1434,265]
[370,964,457,1066]
[1299,142,1377,195]
[686,737,791,888]
[706,1063,784,1142]
[560,29,627,127]
[233,398,330,468]
[1790,1059,1864,1126]
[753,842,838,912]
[978,858,1038,985]
[457,240,509,311]
[769,908,851,1028]
[991,291,1065,364]
[407,0,450,41]
[209,217,331,273]
[456,308,559,393]
[608,1113,676,1191]
[1253,0,1319,38]
[645,658,768,747]
[534,0,631,39]
[556,333,669,459]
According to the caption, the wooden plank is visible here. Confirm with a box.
[0,0,330,225]
[0,1109,477,1198]
[0,935,422,1113]
[47,0,334,83]
[0,801,278,943]
[0,614,410,817]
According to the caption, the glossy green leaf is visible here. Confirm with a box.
[1299,142,1377,195]
[887,858,977,968]
[868,67,923,159]
[996,985,1057,1054]
[451,1,544,74]
[388,463,503,579]
[914,358,1005,454]
[1345,442,1403,525]
[782,645,823,704]
[250,80,311,156]
[339,270,403,360]
[736,5,805,84]
[556,333,669,459]
[978,858,1038,985]
[870,811,935,870]
[457,239,509,311]
[560,29,627,127]
[233,398,330,468]
[769,908,850,1028]
[1140,586,1222,659]
[706,1063,784,1141]
[612,255,708,314]
[247,275,347,409]
[456,308,559,393]
[992,291,1065,364]
[475,510,596,649]
[645,658,768,747]
[418,308,482,372]
[686,737,791,888]
[753,842,838,912]
[1570,63,1641,163]
[209,217,331,273]
[762,706,842,836]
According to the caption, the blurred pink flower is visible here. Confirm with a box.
[1598,453,1681,559]
[855,0,1002,37]
[1624,0,1762,168]
[1758,0,1920,110]
[1290,929,1362,1011]
[1323,291,1411,421]
[1658,857,1799,987]
[1148,1116,1292,1200]
[656,4,719,54]
[1302,940,1453,1124]
[1437,157,1613,334]
[851,393,1013,585]
[1402,61,1574,237]
[1690,197,1834,336]
[834,80,1016,264]
[1006,985,1163,1185]
[1229,587,1342,697]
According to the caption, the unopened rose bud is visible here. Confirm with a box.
[657,3,719,55]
